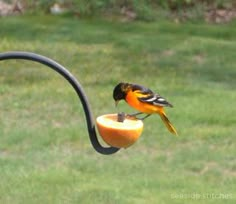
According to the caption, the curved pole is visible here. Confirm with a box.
[0,51,119,155]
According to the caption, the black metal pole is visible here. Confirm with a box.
[0,51,119,155]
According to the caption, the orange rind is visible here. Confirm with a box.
[96,114,143,148]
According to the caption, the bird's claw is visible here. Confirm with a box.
[126,114,138,120]
[126,113,151,121]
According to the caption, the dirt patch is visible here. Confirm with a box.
[0,0,23,16]
[205,8,236,23]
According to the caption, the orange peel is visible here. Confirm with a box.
[96,114,143,148]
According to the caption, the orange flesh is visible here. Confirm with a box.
[96,114,143,148]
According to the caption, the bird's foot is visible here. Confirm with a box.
[127,112,142,117]
[126,113,151,121]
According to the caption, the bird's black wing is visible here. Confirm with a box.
[138,93,173,107]
[132,84,173,107]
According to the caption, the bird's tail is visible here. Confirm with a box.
[159,111,178,136]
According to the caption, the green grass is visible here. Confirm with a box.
[0,15,236,204]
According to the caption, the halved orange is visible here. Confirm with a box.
[96,114,143,148]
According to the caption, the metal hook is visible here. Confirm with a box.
[0,51,119,155]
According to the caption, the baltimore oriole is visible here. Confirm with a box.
[113,82,178,135]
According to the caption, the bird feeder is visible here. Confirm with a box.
[0,51,143,155]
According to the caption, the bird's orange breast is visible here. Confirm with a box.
[125,91,163,114]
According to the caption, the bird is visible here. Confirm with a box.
[113,82,178,135]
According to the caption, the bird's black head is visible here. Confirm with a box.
[113,82,130,104]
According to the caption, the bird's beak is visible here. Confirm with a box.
[115,100,119,107]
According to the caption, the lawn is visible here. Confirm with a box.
[0,15,236,204]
